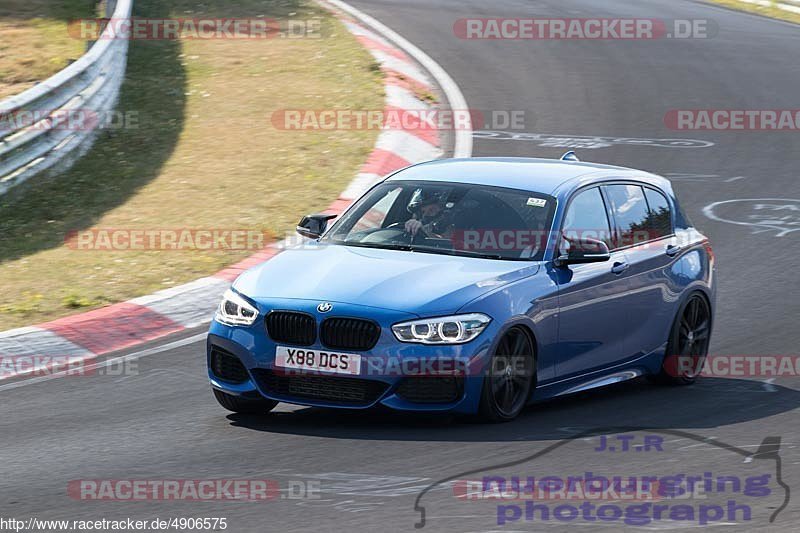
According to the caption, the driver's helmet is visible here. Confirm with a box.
[407,188,449,215]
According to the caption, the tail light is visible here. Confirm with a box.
[703,240,715,265]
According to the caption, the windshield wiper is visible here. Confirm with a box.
[338,241,533,261]
[339,241,414,252]
[406,247,532,261]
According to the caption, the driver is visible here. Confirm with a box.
[404,190,454,238]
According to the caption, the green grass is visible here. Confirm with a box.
[0,0,384,328]
[0,0,96,98]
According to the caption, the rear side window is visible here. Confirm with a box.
[604,184,651,249]
[561,187,613,249]
[643,188,673,239]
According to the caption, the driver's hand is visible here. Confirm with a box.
[405,219,423,235]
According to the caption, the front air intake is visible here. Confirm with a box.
[254,370,388,406]
[395,377,464,403]
[210,347,249,384]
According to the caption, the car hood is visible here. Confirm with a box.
[232,242,541,316]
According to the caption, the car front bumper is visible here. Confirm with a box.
[206,299,498,414]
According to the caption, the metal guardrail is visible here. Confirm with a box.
[0,0,133,197]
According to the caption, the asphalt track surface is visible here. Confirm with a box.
[3,1,800,531]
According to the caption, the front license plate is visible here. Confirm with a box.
[274,346,361,376]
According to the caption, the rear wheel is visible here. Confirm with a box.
[477,327,536,422]
[212,389,278,414]
[653,293,712,385]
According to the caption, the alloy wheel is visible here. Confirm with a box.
[675,294,712,379]
[489,327,535,418]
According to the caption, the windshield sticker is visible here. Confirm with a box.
[527,198,547,208]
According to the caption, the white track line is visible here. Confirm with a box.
[324,0,473,158]
[0,332,206,392]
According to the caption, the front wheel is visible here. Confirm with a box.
[212,389,278,414]
[477,327,536,423]
[653,292,712,385]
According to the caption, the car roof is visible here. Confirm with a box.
[386,157,671,197]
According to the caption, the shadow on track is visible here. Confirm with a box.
[226,377,800,442]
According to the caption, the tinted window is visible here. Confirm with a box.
[604,185,650,249]
[644,188,673,239]
[325,181,556,260]
[352,186,402,232]
[561,187,612,249]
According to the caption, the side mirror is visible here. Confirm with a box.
[296,213,337,239]
[555,237,611,266]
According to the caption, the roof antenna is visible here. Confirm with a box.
[561,151,580,162]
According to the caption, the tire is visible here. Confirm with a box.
[477,327,536,423]
[653,292,712,386]
[212,388,278,414]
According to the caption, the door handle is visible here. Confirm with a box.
[611,262,630,275]
[665,244,682,257]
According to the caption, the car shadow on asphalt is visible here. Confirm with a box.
[225,377,800,441]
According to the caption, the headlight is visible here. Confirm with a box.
[215,289,259,326]
[392,313,491,344]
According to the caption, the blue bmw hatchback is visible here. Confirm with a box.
[207,155,715,422]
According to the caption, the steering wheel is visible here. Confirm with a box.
[359,228,414,245]
[385,221,427,243]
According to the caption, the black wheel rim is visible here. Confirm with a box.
[676,295,711,378]
[490,328,534,418]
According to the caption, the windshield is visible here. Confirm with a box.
[323,180,556,260]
